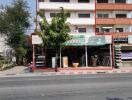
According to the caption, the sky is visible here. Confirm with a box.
[0,0,36,34]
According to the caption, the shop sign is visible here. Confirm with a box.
[32,35,42,44]
[105,35,112,44]
[87,36,106,46]
[128,35,132,44]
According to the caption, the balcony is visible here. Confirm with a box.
[96,18,132,25]
[39,2,95,11]
[96,3,132,11]
[96,32,132,38]
[42,18,95,25]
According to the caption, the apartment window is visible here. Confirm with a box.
[116,28,124,32]
[50,13,70,17]
[96,28,99,32]
[97,0,108,3]
[78,0,89,3]
[39,0,44,2]
[78,28,87,33]
[78,13,90,18]
[50,0,69,2]
[115,0,126,3]
[116,14,127,18]
[97,14,109,18]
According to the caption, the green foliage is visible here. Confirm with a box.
[15,47,27,57]
[0,0,30,48]
[38,7,71,49]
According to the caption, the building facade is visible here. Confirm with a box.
[0,34,7,56]
[37,0,132,68]
[96,0,132,67]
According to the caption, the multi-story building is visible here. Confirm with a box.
[0,34,9,56]
[37,0,132,68]
[39,0,95,36]
[96,0,132,67]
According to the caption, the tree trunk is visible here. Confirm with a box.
[55,49,58,72]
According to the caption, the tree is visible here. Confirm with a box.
[0,0,30,65]
[38,7,71,71]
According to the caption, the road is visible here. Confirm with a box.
[0,73,132,100]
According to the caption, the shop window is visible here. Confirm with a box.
[78,13,90,18]
[116,28,124,32]
[116,14,127,18]
[78,0,90,3]
[97,0,108,3]
[115,0,126,3]
[50,0,69,2]
[78,28,87,33]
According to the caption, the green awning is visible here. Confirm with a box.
[65,35,85,46]
[64,35,108,46]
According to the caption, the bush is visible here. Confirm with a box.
[0,56,4,60]
[1,63,13,70]
[0,59,13,70]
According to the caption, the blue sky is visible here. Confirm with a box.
[0,0,36,34]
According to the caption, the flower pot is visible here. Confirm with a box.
[72,62,79,68]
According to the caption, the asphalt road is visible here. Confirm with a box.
[0,73,132,100]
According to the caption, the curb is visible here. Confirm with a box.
[0,69,132,77]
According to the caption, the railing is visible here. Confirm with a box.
[96,18,132,25]
[96,3,132,11]
[96,32,132,38]
[39,2,95,10]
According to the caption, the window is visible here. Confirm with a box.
[97,14,109,18]
[116,14,127,18]
[50,0,69,2]
[78,0,89,3]
[96,28,99,32]
[97,0,108,3]
[78,28,87,33]
[116,28,124,32]
[39,0,44,2]
[78,13,90,18]
[115,0,126,3]
[50,13,70,17]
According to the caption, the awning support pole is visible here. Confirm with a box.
[110,44,112,67]
[85,45,88,67]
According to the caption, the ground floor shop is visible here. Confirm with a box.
[45,45,112,68]
[114,44,132,68]
[32,35,113,70]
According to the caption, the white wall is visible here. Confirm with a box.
[0,34,9,55]
[39,2,95,11]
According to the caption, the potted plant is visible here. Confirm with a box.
[72,60,79,68]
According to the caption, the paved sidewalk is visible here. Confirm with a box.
[0,66,28,75]
[0,66,132,77]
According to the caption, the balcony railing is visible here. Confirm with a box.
[42,18,95,25]
[96,3,132,11]
[96,18,132,25]
[96,32,132,38]
[39,2,95,11]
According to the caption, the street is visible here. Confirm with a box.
[0,74,132,100]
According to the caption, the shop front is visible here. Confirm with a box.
[58,35,113,69]
[31,34,113,70]
[114,35,132,68]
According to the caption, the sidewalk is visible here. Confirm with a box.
[0,66,28,75]
[0,66,132,77]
